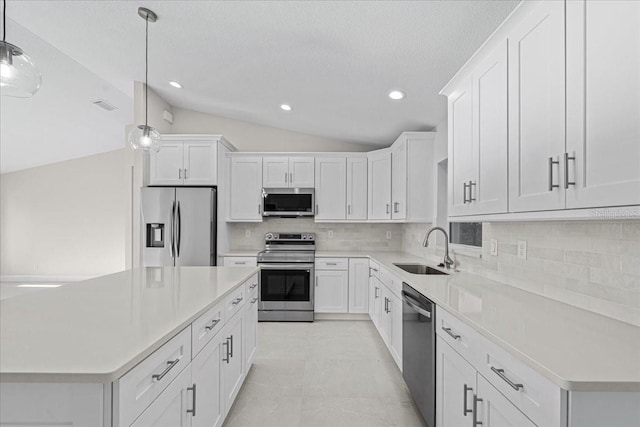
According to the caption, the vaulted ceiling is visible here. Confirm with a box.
[2,0,519,173]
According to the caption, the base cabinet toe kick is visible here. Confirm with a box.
[0,273,259,427]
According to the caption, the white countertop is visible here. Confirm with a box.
[344,251,640,392]
[0,266,258,383]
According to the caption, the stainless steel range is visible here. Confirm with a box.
[257,232,315,322]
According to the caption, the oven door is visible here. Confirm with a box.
[259,263,314,311]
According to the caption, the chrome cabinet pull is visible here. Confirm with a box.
[326,262,337,266]
[290,172,293,183]
[232,297,243,305]
[463,182,469,204]
[386,203,390,214]
[473,395,483,426]
[152,358,180,381]
[374,286,379,298]
[251,297,258,304]
[236,261,247,265]
[178,168,182,179]
[187,383,196,416]
[315,204,319,215]
[204,319,220,331]
[463,384,473,416]
[284,172,288,183]
[229,335,234,358]
[249,283,258,289]
[548,157,559,191]
[222,341,230,363]
[468,181,476,202]
[490,366,524,391]
[348,204,351,215]
[184,169,188,179]
[442,327,461,340]
[564,152,576,189]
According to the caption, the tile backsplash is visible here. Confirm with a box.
[403,221,640,326]
[229,218,403,252]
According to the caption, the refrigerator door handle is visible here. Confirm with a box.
[176,201,182,257]
[170,201,176,258]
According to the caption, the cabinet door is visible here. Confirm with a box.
[244,293,258,372]
[566,0,640,209]
[384,288,402,369]
[391,141,407,219]
[289,157,315,187]
[192,338,224,427]
[368,151,392,220]
[346,157,367,220]
[348,258,369,313]
[221,313,244,411]
[314,270,349,313]
[476,374,537,427]
[229,157,263,221]
[379,287,392,346]
[150,142,184,186]
[262,157,289,187]
[471,40,508,215]
[315,157,346,220]
[131,364,193,427]
[183,142,217,186]
[368,276,381,328]
[448,77,475,217]
[436,336,478,427]
[508,0,565,212]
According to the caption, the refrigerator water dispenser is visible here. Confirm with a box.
[146,223,165,247]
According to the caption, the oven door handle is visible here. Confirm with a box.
[259,263,314,270]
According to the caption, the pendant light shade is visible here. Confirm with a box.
[128,7,160,152]
[0,1,41,97]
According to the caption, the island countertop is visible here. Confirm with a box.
[0,266,258,383]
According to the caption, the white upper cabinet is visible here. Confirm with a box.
[150,137,218,186]
[346,157,368,220]
[263,157,314,188]
[391,141,407,219]
[315,157,347,220]
[229,157,263,221]
[368,151,392,220]
[448,77,475,217]
[565,0,640,209]
[507,0,566,212]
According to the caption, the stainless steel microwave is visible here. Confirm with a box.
[262,188,314,217]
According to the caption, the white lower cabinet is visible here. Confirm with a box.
[131,364,194,427]
[244,285,259,372]
[476,374,537,427]
[191,337,224,427]
[220,312,244,411]
[368,275,382,328]
[315,269,349,313]
[348,258,369,313]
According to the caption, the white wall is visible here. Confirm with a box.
[0,149,127,277]
[169,107,376,152]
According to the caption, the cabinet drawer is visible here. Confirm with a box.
[224,285,246,320]
[116,326,191,427]
[436,307,484,369]
[224,256,257,267]
[245,273,259,297]
[477,334,563,427]
[379,267,401,297]
[369,260,381,279]
[315,258,349,270]
[192,301,225,357]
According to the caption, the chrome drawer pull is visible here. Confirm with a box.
[473,395,483,426]
[251,297,258,304]
[204,319,220,331]
[463,384,473,416]
[442,327,461,340]
[152,358,179,381]
[187,383,196,416]
[490,366,524,391]
[325,262,337,265]
[232,297,244,305]
[222,341,230,363]
[548,157,559,191]
[250,283,258,289]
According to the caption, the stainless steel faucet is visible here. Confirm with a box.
[423,227,454,270]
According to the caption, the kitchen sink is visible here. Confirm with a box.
[393,263,449,275]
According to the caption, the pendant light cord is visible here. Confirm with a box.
[3,0,7,42]
[144,13,149,128]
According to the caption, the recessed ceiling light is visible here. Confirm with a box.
[169,81,183,89]
[280,104,293,111]
[388,90,406,100]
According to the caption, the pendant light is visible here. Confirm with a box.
[128,7,160,152]
[0,0,42,97]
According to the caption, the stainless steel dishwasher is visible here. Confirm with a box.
[402,282,435,427]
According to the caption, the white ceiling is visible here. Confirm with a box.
[3,0,519,172]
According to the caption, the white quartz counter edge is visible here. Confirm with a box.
[0,267,259,383]
[316,251,640,392]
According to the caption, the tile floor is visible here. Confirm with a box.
[223,320,426,427]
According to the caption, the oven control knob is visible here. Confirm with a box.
[302,235,307,240]
[265,233,273,241]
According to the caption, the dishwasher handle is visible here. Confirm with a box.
[402,290,432,319]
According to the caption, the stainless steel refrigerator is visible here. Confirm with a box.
[141,187,217,266]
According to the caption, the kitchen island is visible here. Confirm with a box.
[0,266,259,426]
